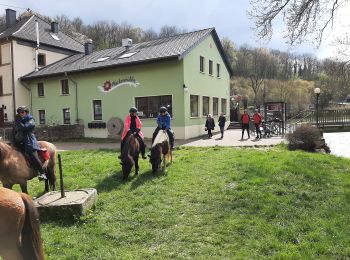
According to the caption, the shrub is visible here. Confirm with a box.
[287,124,329,152]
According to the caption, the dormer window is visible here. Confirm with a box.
[118,52,137,59]
[38,53,46,67]
[50,33,60,41]
[94,57,110,63]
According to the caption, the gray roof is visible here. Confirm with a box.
[0,15,84,53]
[22,28,233,80]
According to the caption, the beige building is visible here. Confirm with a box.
[0,9,83,124]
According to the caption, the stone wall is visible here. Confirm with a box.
[35,125,85,141]
[0,124,85,142]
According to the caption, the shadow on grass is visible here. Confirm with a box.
[130,169,166,190]
[94,170,126,192]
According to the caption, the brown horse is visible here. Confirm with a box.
[149,131,173,173]
[120,133,140,180]
[0,187,44,260]
[0,140,56,193]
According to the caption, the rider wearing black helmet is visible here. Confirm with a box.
[151,106,174,149]
[13,106,47,180]
[119,107,147,159]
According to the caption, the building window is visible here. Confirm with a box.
[135,95,172,118]
[190,95,199,117]
[38,53,46,66]
[217,63,220,78]
[63,108,71,124]
[202,96,209,116]
[209,60,213,75]
[213,97,218,116]
[93,100,102,120]
[37,82,44,97]
[61,79,69,95]
[200,56,205,73]
[38,110,45,125]
[0,77,3,96]
[221,98,227,115]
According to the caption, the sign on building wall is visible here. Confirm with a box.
[97,76,140,93]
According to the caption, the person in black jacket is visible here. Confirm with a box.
[218,112,226,139]
[205,114,215,138]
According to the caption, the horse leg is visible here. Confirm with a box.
[44,179,49,193]
[134,156,139,176]
[19,182,28,194]
[162,154,166,172]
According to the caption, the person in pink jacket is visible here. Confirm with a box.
[119,107,147,159]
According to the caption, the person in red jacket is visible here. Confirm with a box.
[253,109,263,139]
[241,109,250,140]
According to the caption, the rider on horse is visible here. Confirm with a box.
[119,107,147,159]
[12,106,47,180]
[152,106,174,149]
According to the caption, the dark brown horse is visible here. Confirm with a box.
[0,140,56,193]
[149,131,173,173]
[0,187,44,260]
[120,134,140,180]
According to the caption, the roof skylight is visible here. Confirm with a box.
[118,52,137,59]
[50,33,60,41]
[94,57,110,63]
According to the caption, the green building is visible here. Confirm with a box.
[21,28,233,139]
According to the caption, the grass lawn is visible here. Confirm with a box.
[17,146,350,259]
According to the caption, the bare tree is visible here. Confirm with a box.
[221,37,236,68]
[248,0,349,46]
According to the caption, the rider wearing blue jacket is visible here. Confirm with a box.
[152,107,174,149]
[14,106,47,180]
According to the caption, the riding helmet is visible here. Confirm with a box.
[17,106,29,113]
[129,107,138,113]
[159,106,167,113]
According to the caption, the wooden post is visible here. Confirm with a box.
[58,154,65,198]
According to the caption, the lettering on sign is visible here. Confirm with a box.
[97,76,140,93]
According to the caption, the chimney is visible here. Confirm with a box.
[122,38,133,50]
[51,22,59,33]
[5,9,16,28]
[84,39,93,55]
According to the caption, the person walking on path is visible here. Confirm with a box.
[241,110,250,140]
[218,112,226,139]
[253,109,263,139]
[205,114,215,138]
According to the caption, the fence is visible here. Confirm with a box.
[286,109,350,133]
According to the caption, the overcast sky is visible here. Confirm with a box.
[2,0,348,58]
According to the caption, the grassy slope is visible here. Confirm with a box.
[23,146,350,259]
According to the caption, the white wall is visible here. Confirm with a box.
[11,40,69,121]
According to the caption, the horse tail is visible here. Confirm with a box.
[20,193,44,260]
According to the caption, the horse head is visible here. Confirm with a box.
[150,144,162,173]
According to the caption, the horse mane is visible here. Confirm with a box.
[121,134,138,165]
[0,141,13,161]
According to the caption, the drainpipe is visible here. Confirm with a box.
[64,72,79,124]
[10,40,16,119]
[21,80,32,113]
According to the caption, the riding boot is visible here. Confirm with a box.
[118,140,124,159]
[29,151,47,180]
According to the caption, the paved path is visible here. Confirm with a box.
[54,130,286,151]
[181,129,286,147]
